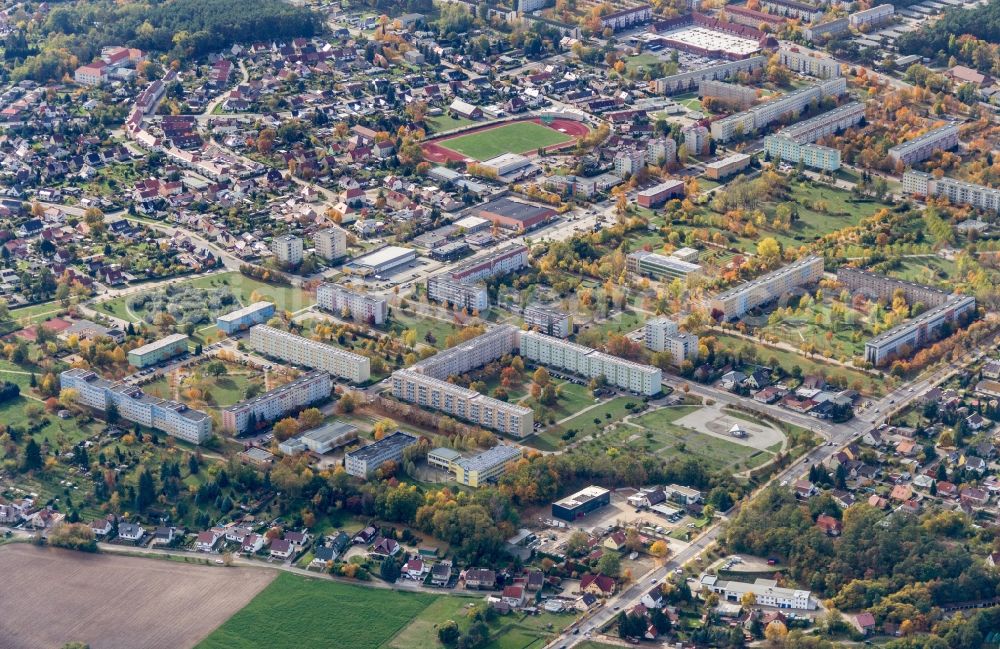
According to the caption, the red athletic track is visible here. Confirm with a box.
[421,117,590,164]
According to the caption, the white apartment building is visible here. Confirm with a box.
[903,170,1000,213]
[247,325,370,383]
[392,369,534,437]
[646,137,677,165]
[849,3,894,28]
[222,370,332,434]
[427,244,528,311]
[698,80,758,109]
[271,234,304,265]
[864,295,976,365]
[711,77,847,142]
[517,330,662,396]
[523,304,572,338]
[316,283,388,325]
[426,276,489,312]
[778,48,841,79]
[761,0,823,21]
[452,444,523,487]
[682,124,709,155]
[705,256,824,320]
[614,149,647,176]
[217,301,276,335]
[626,250,702,281]
[652,56,768,95]
[887,123,959,166]
[315,226,348,261]
[645,317,699,366]
[61,368,211,444]
[764,101,865,171]
[413,325,518,380]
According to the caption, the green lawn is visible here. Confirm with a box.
[426,114,477,134]
[625,53,663,72]
[710,332,885,395]
[386,310,462,350]
[528,397,641,451]
[9,300,67,325]
[386,597,474,649]
[885,256,957,288]
[196,573,439,649]
[440,122,574,161]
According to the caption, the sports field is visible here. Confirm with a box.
[440,121,574,160]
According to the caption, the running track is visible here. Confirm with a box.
[421,117,590,164]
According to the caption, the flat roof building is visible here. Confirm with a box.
[645,317,699,366]
[392,369,534,437]
[413,325,518,380]
[278,420,358,455]
[552,485,611,521]
[704,153,752,179]
[344,431,420,478]
[701,575,815,610]
[627,250,702,281]
[61,368,211,444]
[518,330,662,396]
[127,333,189,368]
[711,77,846,142]
[636,180,685,208]
[271,233,303,266]
[217,301,276,335]
[247,325,370,383]
[349,246,417,276]
[316,283,388,325]
[222,370,332,435]
[475,198,555,232]
[315,226,348,261]
[523,304,572,338]
[887,123,959,166]
[903,169,1000,214]
[452,444,523,487]
[705,256,824,320]
[652,56,768,95]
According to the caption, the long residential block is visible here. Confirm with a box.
[217,301,276,335]
[903,170,1000,214]
[652,56,768,95]
[698,80,758,109]
[127,333,189,368]
[778,48,841,79]
[849,3,893,27]
[887,123,959,166]
[61,368,211,444]
[412,325,518,380]
[705,256,824,320]
[392,369,534,437]
[627,250,702,281]
[316,283,387,325]
[836,266,952,308]
[711,77,846,142]
[517,330,662,396]
[222,370,332,434]
[864,295,975,365]
[247,325,370,383]
[426,244,528,311]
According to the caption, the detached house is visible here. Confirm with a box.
[580,573,616,596]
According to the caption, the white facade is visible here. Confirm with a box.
[706,256,824,320]
[426,276,489,312]
[888,123,959,166]
[702,576,815,610]
[903,170,1000,213]
[61,368,211,444]
[316,283,387,325]
[392,369,534,437]
[271,234,304,265]
[413,325,518,380]
[711,78,847,142]
[645,317,699,366]
[247,325,370,383]
[865,295,976,365]
[653,56,768,95]
[217,302,276,335]
[778,49,841,79]
[523,304,571,338]
[849,3,894,27]
[222,370,332,434]
[517,330,662,396]
[315,226,348,261]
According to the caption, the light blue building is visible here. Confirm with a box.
[216,301,276,334]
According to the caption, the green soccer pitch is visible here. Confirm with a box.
[439,121,574,160]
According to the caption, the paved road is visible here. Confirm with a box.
[545,340,986,648]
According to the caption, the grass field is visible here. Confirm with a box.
[441,122,573,161]
[426,114,477,133]
[528,396,641,451]
[197,572,438,649]
[711,331,885,395]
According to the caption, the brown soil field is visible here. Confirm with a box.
[0,544,275,649]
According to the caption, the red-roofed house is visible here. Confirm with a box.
[580,574,616,596]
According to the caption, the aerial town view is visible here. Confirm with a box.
[3,0,1000,647]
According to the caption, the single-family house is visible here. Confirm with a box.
[270,538,294,559]
[580,573,616,596]
[465,568,497,590]
[502,585,526,608]
[117,522,144,542]
[196,530,221,552]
